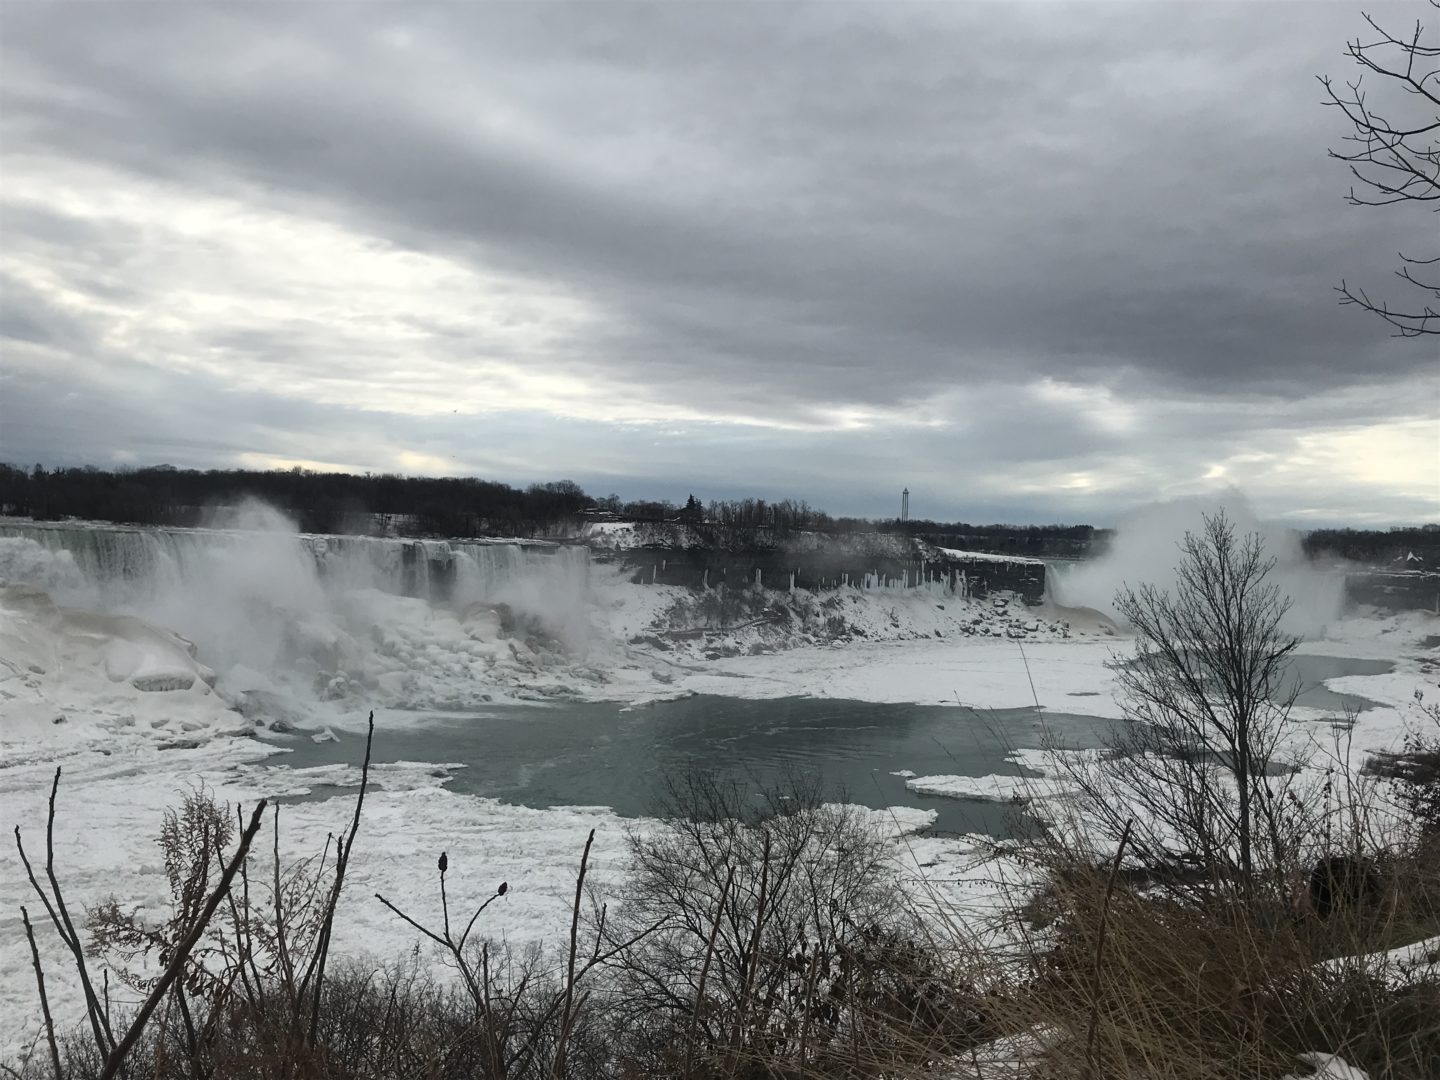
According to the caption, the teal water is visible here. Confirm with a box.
[1285,655,1392,713]
[271,695,1113,836]
[267,655,1392,837]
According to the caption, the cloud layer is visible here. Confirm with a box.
[1,1,1435,523]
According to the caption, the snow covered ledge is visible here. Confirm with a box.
[0,584,244,758]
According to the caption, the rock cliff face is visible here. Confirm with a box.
[1345,570,1440,612]
[633,583,1077,662]
[582,523,1047,603]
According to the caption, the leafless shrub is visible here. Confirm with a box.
[604,769,986,1077]
[9,718,372,1078]
[1370,694,1440,837]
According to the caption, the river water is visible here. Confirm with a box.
[273,696,1115,835]
[267,653,1391,837]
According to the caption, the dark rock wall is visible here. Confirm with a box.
[1345,571,1440,612]
[596,547,1047,604]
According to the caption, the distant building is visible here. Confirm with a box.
[900,488,909,522]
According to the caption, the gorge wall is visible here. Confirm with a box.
[582,522,1047,603]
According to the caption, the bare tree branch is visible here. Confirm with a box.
[21,906,62,1080]
[1321,3,1440,335]
[98,798,268,1080]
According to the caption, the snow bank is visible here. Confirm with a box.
[0,584,243,758]
[666,636,1127,714]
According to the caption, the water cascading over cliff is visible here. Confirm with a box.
[0,518,587,605]
[0,509,592,716]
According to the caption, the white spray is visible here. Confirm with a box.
[1047,493,1345,639]
[0,500,593,712]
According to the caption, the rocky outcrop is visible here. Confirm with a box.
[587,525,1047,604]
[1345,570,1439,612]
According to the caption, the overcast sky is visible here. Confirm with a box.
[1,1,1435,525]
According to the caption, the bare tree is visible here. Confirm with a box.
[1321,3,1440,336]
[1058,513,1302,896]
[603,770,978,1076]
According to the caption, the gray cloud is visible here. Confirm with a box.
[0,1,1435,522]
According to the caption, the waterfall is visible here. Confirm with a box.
[0,519,588,608]
[0,516,595,710]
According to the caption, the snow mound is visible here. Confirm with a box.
[0,584,244,756]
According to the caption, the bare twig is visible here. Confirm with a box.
[1320,6,1440,336]
[271,804,299,1016]
[730,828,773,1063]
[684,862,736,1075]
[304,709,375,1044]
[15,767,116,1059]
[21,906,63,1080]
[551,828,596,1080]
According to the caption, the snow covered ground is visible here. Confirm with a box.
[0,521,1435,1062]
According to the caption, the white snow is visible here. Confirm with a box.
[905,771,1074,803]
[934,547,1045,566]
[0,739,950,1059]
[0,743,636,1057]
[660,636,1125,714]
[0,584,247,762]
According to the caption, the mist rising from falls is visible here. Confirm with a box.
[1046,494,1345,639]
[0,503,591,715]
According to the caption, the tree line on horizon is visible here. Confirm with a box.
[0,462,1432,564]
[0,462,1098,544]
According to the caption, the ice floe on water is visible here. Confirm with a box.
[904,771,1077,804]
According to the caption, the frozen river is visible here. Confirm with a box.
[269,652,1392,836]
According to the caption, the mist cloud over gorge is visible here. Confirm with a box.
[1048,494,1346,638]
[0,2,1434,523]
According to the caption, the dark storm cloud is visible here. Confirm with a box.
[0,1,1434,520]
